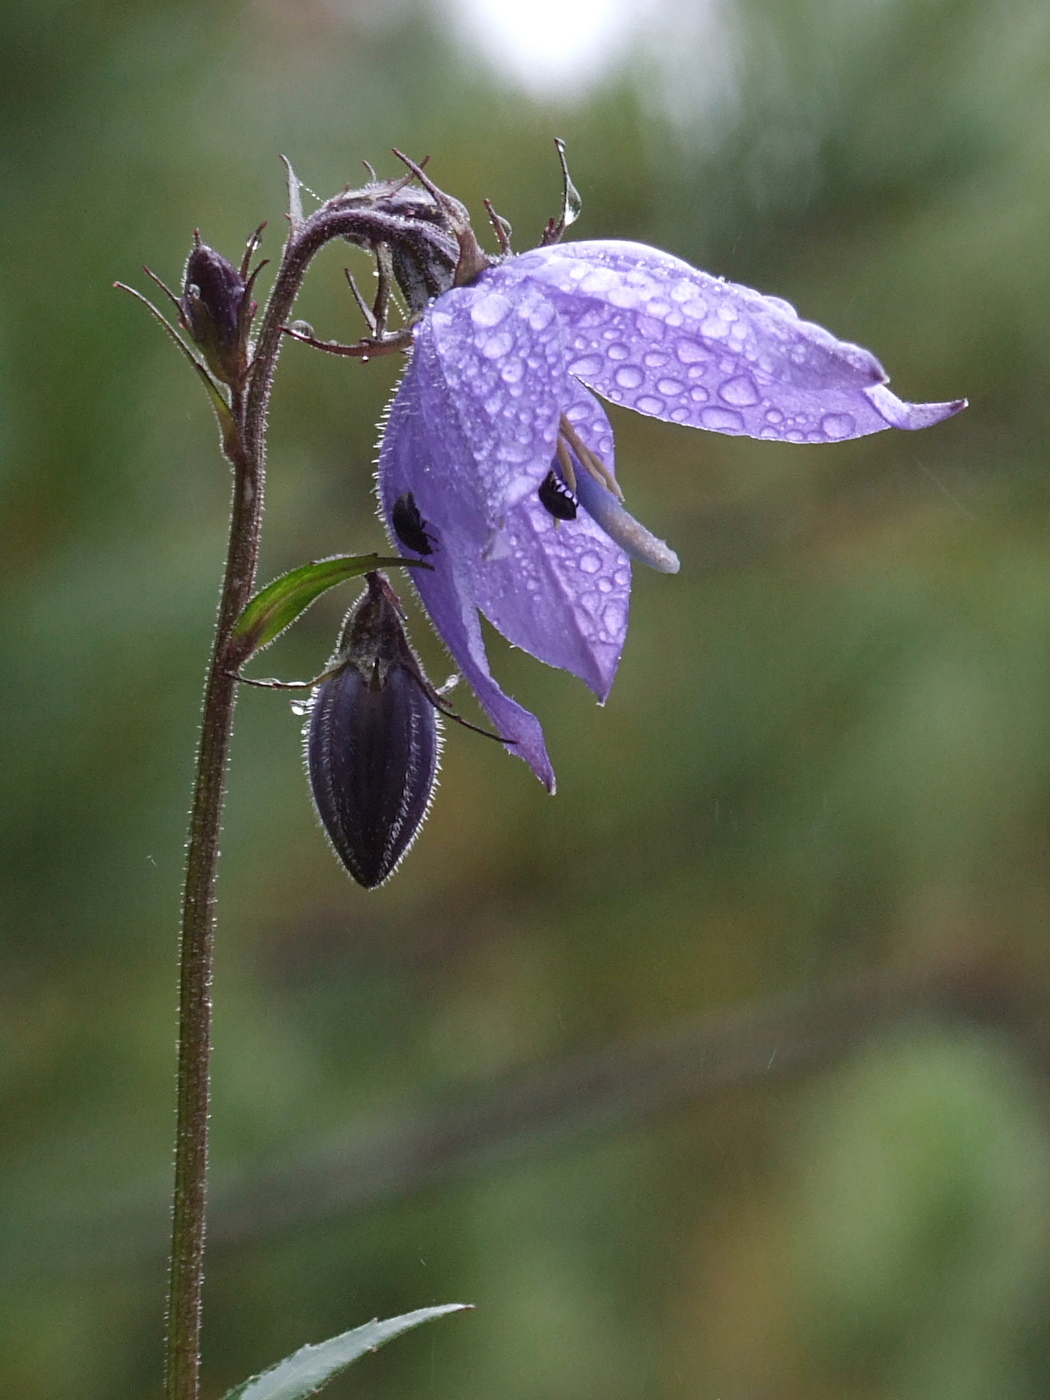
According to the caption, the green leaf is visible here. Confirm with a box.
[220,1304,472,1400]
[232,554,428,656]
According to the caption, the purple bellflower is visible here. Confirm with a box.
[376,171,965,793]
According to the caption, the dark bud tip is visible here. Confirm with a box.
[306,574,440,888]
[180,242,250,387]
[538,468,578,520]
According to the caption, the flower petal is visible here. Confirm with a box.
[471,380,631,700]
[507,241,965,443]
[379,360,556,790]
[415,274,567,536]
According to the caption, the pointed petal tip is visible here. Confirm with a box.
[865,383,968,431]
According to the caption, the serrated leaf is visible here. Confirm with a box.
[232,554,428,656]
[221,1304,471,1400]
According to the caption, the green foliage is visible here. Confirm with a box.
[232,555,428,657]
[221,1306,470,1400]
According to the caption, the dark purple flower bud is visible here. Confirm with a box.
[180,236,250,388]
[306,573,440,888]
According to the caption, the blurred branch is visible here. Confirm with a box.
[20,957,1034,1273]
[206,958,1027,1249]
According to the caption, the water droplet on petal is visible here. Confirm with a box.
[569,353,604,377]
[478,330,514,360]
[820,412,856,440]
[614,365,644,389]
[469,292,513,328]
[636,395,665,415]
[700,406,744,432]
[607,341,630,361]
[579,552,601,574]
[674,340,705,365]
[528,301,556,331]
[719,375,760,407]
[656,377,685,396]
[765,408,784,424]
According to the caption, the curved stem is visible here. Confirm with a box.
[163,187,447,1400]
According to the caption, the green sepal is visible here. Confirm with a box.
[220,1304,471,1400]
[232,553,430,657]
[114,281,239,455]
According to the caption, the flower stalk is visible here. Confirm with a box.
[159,165,468,1400]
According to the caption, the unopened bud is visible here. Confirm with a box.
[180,237,250,387]
[306,573,440,888]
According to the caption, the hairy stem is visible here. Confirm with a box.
[163,185,449,1400]
[165,384,260,1400]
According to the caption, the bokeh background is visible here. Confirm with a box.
[5,0,1050,1395]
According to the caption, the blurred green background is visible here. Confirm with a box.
[4,0,1050,1396]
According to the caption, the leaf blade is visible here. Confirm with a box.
[231,554,427,656]
[221,1304,471,1400]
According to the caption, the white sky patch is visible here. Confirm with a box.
[444,0,640,97]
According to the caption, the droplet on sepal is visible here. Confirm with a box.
[306,573,441,888]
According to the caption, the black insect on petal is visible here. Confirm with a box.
[538,468,578,520]
[392,491,437,555]
[306,573,440,888]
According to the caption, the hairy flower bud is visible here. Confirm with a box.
[180,237,250,388]
[306,573,440,888]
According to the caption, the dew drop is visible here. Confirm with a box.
[607,341,630,361]
[569,353,603,377]
[579,552,601,574]
[479,330,514,360]
[656,377,685,396]
[765,408,784,424]
[700,406,744,432]
[689,385,710,403]
[579,267,620,295]
[636,395,665,415]
[719,375,760,407]
[820,412,856,440]
[528,301,556,331]
[608,285,640,310]
[469,292,512,328]
[675,340,707,364]
[700,315,729,339]
[614,365,644,389]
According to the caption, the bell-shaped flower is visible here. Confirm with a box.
[378,239,965,791]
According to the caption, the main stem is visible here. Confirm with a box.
[162,186,448,1400]
[165,384,262,1400]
